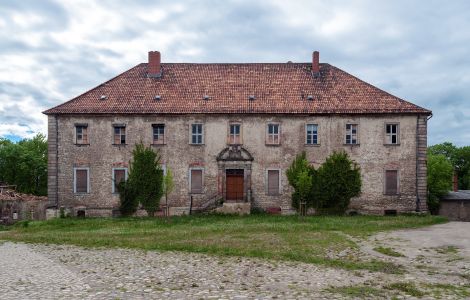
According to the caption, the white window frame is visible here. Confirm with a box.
[152,124,166,145]
[73,167,90,194]
[189,167,204,194]
[113,125,126,145]
[385,123,400,145]
[384,169,400,195]
[266,123,280,145]
[305,123,319,145]
[228,123,242,145]
[345,124,359,145]
[112,168,128,194]
[265,168,282,196]
[190,123,204,145]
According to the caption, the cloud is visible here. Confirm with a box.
[0,0,469,146]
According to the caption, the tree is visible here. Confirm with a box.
[286,152,314,210]
[117,180,138,216]
[163,167,175,217]
[315,151,361,214]
[427,154,454,214]
[121,142,164,217]
[0,134,47,195]
[296,170,313,214]
[428,142,457,160]
[428,143,470,190]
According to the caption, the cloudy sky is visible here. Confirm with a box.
[0,0,469,146]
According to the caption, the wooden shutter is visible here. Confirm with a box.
[267,170,279,195]
[191,170,203,193]
[76,169,88,193]
[114,169,125,192]
[385,170,398,195]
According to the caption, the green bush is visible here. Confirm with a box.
[315,151,361,214]
[117,181,138,217]
[427,154,453,214]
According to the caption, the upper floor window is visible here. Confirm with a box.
[112,168,128,194]
[113,125,126,145]
[386,124,399,144]
[306,124,318,145]
[152,124,165,145]
[191,124,203,144]
[228,123,242,144]
[266,124,280,145]
[74,167,89,193]
[75,124,88,144]
[345,124,358,144]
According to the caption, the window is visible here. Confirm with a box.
[306,124,318,145]
[386,124,399,144]
[345,124,358,144]
[190,169,203,194]
[112,168,128,193]
[75,125,88,144]
[266,124,280,145]
[228,124,241,144]
[191,124,203,144]
[74,168,89,193]
[267,169,280,195]
[113,126,126,145]
[152,124,165,144]
[385,170,399,195]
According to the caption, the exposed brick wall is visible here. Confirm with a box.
[52,113,423,216]
[416,114,428,212]
[47,115,58,207]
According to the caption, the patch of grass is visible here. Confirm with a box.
[326,285,385,298]
[1,214,445,273]
[425,283,470,298]
[385,282,425,297]
[434,245,459,254]
[373,246,405,257]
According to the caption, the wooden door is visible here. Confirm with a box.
[226,169,244,200]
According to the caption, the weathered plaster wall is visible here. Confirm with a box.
[50,113,426,215]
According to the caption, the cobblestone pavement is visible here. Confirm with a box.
[0,241,363,299]
[1,222,469,299]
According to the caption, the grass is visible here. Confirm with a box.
[385,282,425,297]
[373,246,405,257]
[326,285,385,298]
[0,214,446,272]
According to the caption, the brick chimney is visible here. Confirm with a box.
[453,171,458,192]
[148,51,161,78]
[312,51,320,77]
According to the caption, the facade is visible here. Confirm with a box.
[44,51,431,216]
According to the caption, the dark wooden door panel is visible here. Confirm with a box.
[226,172,244,200]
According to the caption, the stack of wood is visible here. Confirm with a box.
[0,188,47,202]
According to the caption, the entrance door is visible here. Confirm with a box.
[226,169,244,201]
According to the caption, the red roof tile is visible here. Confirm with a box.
[43,62,431,115]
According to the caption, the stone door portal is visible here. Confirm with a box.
[226,169,244,201]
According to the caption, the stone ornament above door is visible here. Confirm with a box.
[216,145,254,162]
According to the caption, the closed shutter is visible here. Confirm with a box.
[76,169,88,193]
[114,169,126,192]
[385,170,398,195]
[267,170,280,195]
[191,169,203,193]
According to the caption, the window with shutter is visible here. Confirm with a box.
[385,170,398,195]
[267,169,280,195]
[74,168,89,193]
[75,125,88,144]
[113,168,127,193]
[190,169,203,193]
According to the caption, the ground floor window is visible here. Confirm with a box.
[266,169,281,195]
[74,167,89,193]
[112,168,128,193]
[190,168,203,194]
[385,170,399,195]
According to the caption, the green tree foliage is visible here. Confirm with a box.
[116,180,138,217]
[315,151,362,214]
[296,170,313,212]
[286,152,316,209]
[119,142,164,217]
[163,167,175,216]
[428,142,470,189]
[427,154,454,214]
[0,134,47,195]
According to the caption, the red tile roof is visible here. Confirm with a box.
[44,62,431,115]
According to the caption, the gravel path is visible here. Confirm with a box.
[1,222,469,299]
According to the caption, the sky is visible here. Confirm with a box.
[0,0,469,146]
